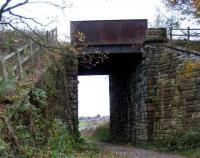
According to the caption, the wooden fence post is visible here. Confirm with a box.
[55,27,58,41]
[169,28,172,42]
[46,31,49,42]
[30,41,34,66]
[0,56,8,81]
[16,50,23,80]
[187,27,190,41]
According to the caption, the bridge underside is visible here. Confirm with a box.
[79,51,148,143]
[78,52,142,75]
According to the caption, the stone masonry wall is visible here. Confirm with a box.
[132,60,148,143]
[110,59,148,143]
[144,44,200,141]
[110,72,130,143]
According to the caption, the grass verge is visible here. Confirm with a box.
[171,40,200,53]
[81,121,111,142]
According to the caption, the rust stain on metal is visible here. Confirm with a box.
[70,19,147,46]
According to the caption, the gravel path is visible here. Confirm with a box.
[93,142,187,158]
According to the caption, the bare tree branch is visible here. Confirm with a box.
[28,1,69,9]
[8,10,54,26]
[17,17,49,43]
[7,22,59,53]
[2,0,29,14]
[164,0,199,18]
[0,0,73,55]
[0,0,12,20]
[0,18,17,25]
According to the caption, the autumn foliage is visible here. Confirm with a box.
[166,0,200,17]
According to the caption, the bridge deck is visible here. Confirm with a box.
[70,19,147,50]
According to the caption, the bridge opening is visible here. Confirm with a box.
[78,75,110,133]
[78,53,143,142]
[78,75,110,117]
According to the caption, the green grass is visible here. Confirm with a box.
[90,123,110,142]
[81,121,111,142]
[135,127,200,158]
[79,120,89,131]
[0,78,16,102]
[179,148,200,158]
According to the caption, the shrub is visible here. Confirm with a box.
[0,79,16,102]
[158,127,200,151]
[81,121,111,142]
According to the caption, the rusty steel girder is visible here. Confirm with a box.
[70,19,147,46]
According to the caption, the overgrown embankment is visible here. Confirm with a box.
[0,49,80,157]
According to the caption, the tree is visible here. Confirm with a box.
[0,0,71,51]
[0,0,69,25]
[0,0,27,21]
[0,0,70,39]
[164,0,200,18]
[151,7,180,28]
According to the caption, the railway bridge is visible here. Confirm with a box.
[65,19,200,143]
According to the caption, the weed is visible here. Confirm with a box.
[0,78,16,102]
[79,120,88,131]
[81,121,111,142]
[147,96,158,104]
[137,128,200,158]
[158,127,200,151]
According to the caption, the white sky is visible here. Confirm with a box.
[4,0,162,40]
[1,0,162,117]
[60,0,162,39]
[78,76,109,117]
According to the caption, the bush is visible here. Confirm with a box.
[93,122,110,142]
[81,121,111,142]
[0,85,82,157]
[0,79,16,102]
[158,127,200,151]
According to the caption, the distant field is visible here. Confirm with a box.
[79,116,109,131]
[79,116,110,142]
[79,120,89,131]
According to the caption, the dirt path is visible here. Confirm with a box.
[93,142,187,158]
